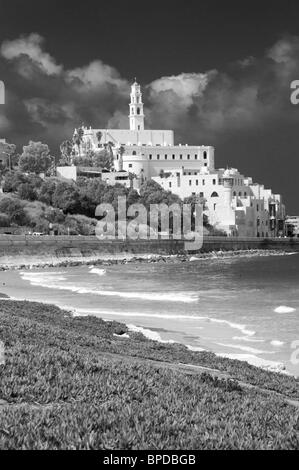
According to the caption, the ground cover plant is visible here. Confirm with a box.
[0,299,299,449]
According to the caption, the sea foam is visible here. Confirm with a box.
[127,324,176,344]
[216,343,274,355]
[89,268,106,276]
[274,306,296,313]
[20,271,198,303]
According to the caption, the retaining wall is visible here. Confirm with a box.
[0,235,298,261]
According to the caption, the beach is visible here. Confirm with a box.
[1,249,299,376]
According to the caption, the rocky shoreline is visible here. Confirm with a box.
[0,248,295,271]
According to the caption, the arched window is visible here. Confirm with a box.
[211,191,219,197]
[233,191,236,196]
[203,151,207,159]
[238,191,242,196]
[137,108,140,115]
[132,151,136,155]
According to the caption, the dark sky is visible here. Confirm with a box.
[1,0,299,212]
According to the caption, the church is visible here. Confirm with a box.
[58,80,285,237]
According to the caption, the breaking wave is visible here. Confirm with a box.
[19,271,198,303]
[274,306,296,313]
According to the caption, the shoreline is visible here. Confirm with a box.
[1,249,298,378]
[1,291,295,377]
[0,247,296,272]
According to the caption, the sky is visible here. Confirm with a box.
[0,0,299,212]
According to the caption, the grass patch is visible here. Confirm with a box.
[0,300,299,449]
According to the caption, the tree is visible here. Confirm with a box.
[139,180,182,209]
[59,140,73,166]
[96,131,102,146]
[0,212,10,227]
[65,214,97,235]
[73,127,84,156]
[2,171,42,194]
[19,141,53,175]
[0,197,28,225]
[72,151,94,167]
[37,178,60,205]
[52,181,81,214]
[0,141,16,171]
[92,145,114,170]
[18,183,38,201]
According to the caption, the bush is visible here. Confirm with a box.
[0,197,28,225]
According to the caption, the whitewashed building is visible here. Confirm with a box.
[62,80,285,237]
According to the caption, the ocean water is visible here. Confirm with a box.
[1,252,299,375]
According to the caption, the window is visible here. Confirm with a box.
[165,155,167,160]
[157,155,160,160]
[238,192,242,197]
[204,163,207,166]
[180,154,183,159]
[149,154,152,160]
[213,179,216,185]
[203,179,205,185]
[211,191,219,197]
[132,151,136,155]
[203,151,207,159]
[195,154,198,160]
[137,108,140,115]
[189,180,192,186]
[196,180,198,186]
[244,192,247,197]
[233,191,236,196]
[169,182,172,188]
[199,192,204,197]
[213,203,216,210]
[129,164,132,168]
[257,204,259,211]
[257,218,260,226]
[187,154,190,159]
[172,154,175,160]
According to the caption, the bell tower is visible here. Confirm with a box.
[129,79,144,131]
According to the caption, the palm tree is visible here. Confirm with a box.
[118,145,125,171]
[73,127,84,157]
[128,172,137,190]
[59,140,73,165]
[96,131,102,147]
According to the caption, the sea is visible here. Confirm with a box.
[1,251,299,376]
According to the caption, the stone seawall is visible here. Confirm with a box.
[0,235,298,264]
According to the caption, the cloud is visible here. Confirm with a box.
[66,60,128,93]
[1,33,63,77]
[149,72,211,106]
[2,32,299,147]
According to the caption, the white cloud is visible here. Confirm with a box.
[1,33,63,76]
[149,72,211,106]
[66,60,129,93]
